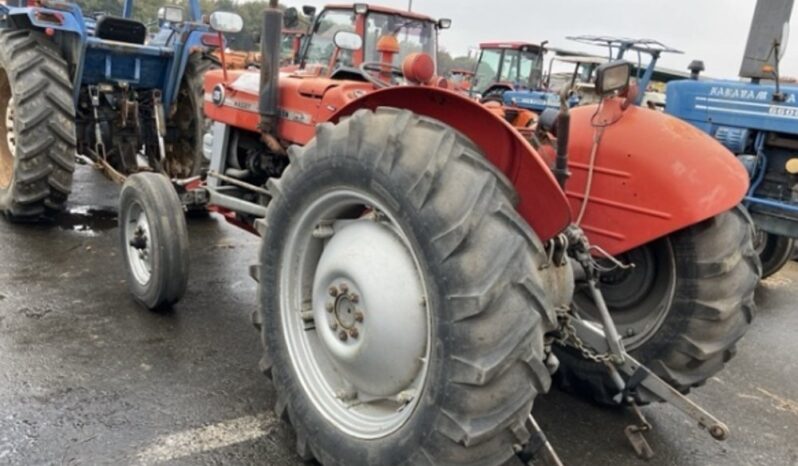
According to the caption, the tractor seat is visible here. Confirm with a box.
[95,16,147,45]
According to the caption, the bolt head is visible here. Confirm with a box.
[338,330,348,341]
[349,328,359,339]
[325,301,334,312]
[339,283,349,293]
[328,286,339,297]
[354,311,364,323]
[329,322,338,331]
[350,293,359,303]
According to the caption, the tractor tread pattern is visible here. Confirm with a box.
[0,29,75,220]
[257,107,556,465]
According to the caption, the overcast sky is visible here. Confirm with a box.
[294,0,798,79]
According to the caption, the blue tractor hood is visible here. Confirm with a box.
[666,79,798,135]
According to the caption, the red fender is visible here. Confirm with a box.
[566,99,749,255]
[330,87,572,242]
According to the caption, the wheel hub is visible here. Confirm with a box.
[312,221,427,398]
[125,203,153,285]
[281,189,432,439]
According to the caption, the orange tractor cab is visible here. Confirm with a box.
[119,4,759,464]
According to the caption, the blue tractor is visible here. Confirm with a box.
[665,0,796,277]
[0,0,222,220]
[471,37,681,114]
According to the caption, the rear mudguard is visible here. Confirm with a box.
[565,99,749,255]
[0,5,85,36]
[330,87,572,242]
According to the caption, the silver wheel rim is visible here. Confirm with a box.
[280,189,431,439]
[579,239,676,350]
[124,201,153,286]
[5,96,14,157]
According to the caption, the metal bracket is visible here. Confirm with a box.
[571,318,731,442]
[625,400,654,459]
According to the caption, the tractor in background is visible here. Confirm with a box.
[471,37,682,115]
[0,0,221,220]
[118,3,758,464]
[665,0,798,277]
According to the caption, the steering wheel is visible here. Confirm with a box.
[359,61,405,88]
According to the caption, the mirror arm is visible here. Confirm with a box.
[218,32,228,82]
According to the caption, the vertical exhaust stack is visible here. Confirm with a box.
[259,3,283,136]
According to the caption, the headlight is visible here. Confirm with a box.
[595,61,631,96]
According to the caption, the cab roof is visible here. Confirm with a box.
[325,4,437,22]
[479,41,543,51]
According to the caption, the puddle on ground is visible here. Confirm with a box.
[56,206,117,236]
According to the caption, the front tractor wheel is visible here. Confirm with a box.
[256,108,556,465]
[119,173,189,310]
[556,207,760,405]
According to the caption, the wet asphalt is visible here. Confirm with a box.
[0,166,797,466]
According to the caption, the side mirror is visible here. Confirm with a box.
[437,18,452,30]
[284,7,299,29]
[595,61,631,96]
[157,5,184,23]
[302,5,317,17]
[333,31,363,52]
[209,11,243,34]
[779,22,790,60]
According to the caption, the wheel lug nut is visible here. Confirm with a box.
[338,330,348,341]
[349,328,359,339]
[350,293,359,303]
[328,286,338,297]
[325,301,334,313]
[330,322,338,331]
[354,311,364,323]
[339,283,349,293]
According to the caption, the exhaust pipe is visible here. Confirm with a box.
[259,4,282,136]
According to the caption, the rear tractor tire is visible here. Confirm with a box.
[119,173,189,310]
[255,108,557,465]
[164,53,219,178]
[555,207,760,405]
[0,30,75,221]
[754,230,794,279]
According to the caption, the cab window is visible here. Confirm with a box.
[304,9,357,69]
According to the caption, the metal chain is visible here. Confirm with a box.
[553,306,616,364]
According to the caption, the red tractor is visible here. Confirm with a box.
[118,3,759,464]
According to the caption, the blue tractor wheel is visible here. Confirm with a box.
[0,30,75,221]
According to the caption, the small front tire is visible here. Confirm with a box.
[119,173,189,310]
